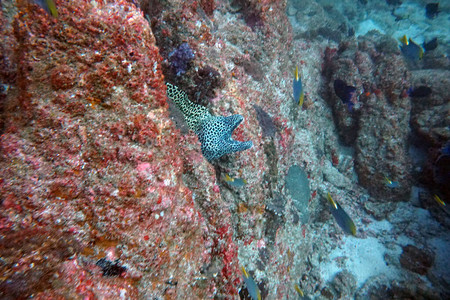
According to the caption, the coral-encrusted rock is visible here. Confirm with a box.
[50,64,76,90]
[324,33,412,202]
[292,0,350,43]
[411,70,450,201]
[0,1,217,298]
[0,227,81,298]
[400,245,435,275]
[355,275,441,300]
[409,69,450,146]
[330,270,357,299]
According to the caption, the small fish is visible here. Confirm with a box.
[326,193,356,236]
[294,284,303,296]
[33,0,58,17]
[333,79,356,111]
[434,194,446,207]
[224,174,247,187]
[294,283,308,299]
[399,35,424,61]
[433,194,450,215]
[241,266,261,300]
[442,141,450,155]
[425,3,439,19]
[386,0,402,6]
[384,177,399,188]
[423,38,438,51]
[433,147,450,185]
[398,35,408,45]
[408,86,432,98]
[293,66,305,108]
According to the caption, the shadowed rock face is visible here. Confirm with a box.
[408,70,450,202]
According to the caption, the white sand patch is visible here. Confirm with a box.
[320,235,399,288]
[356,19,385,37]
[428,236,450,284]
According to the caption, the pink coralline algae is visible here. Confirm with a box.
[0,0,233,298]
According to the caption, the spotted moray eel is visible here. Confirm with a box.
[166,83,253,162]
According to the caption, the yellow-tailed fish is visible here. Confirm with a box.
[224,173,247,187]
[326,193,356,236]
[34,0,58,17]
[384,177,399,188]
[241,266,261,300]
[434,194,445,207]
[433,194,450,216]
[326,192,338,209]
[399,35,423,60]
[294,283,304,296]
[293,66,304,108]
[294,283,309,299]
[334,79,356,111]
[399,35,408,45]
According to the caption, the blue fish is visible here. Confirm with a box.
[434,142,450,185]
[293,66,304,108]
[224,174,247,188]
[33,0,58,17]
[423,38,438,51]
[442,141,450,156]
[327,193,356,236]
[425,3,439,19]
[408,86,432,98]
[399,35,423,61]
[434,195,450,216]
[241,266,261,300]
[334,79,356,111]
[384,177,399,188]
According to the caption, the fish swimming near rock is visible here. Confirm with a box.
[423,38,438,51]
[33,0,58,17]
[433,194,450,215]
[385,177,399,188]
[399,35,424,61]
[241,266,261,300]
[386,0,403,6]
[333,79,356,111]
[294,283,308,299]
[293,66,305,108]
[326,193,356,236]
[224,173,247,187]
[434,194,446,208]
[408,86,432,98]
[441,141,450,156]
[433,143,450,185]
[425,3,439,19]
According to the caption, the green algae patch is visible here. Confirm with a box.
[285,165,310,223]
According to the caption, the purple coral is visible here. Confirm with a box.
[168,42,195,76]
